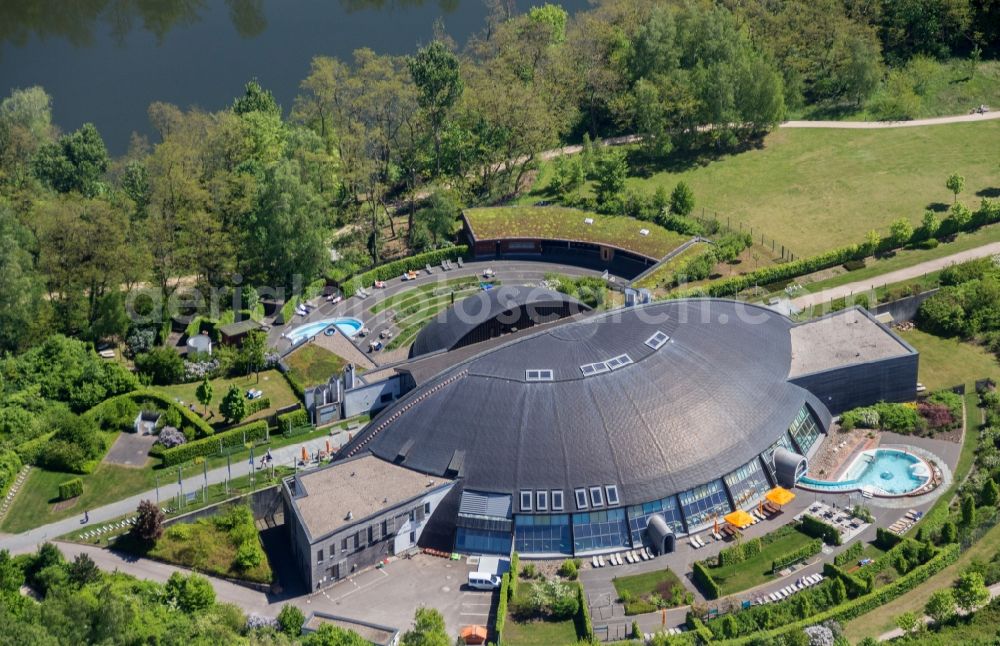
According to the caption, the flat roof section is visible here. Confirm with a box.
[789,308,913,378]
[292,454,447,540]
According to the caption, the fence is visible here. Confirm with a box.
[694,208,799,262]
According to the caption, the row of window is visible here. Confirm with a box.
[519,485,619,513]
[316,502,430,565]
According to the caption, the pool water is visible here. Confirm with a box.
[286,317,364,344]
[799,449,929,496]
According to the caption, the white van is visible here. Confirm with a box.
[467,572,502,590]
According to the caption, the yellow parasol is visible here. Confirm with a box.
[766,487,796,507]
[724,509,755,529]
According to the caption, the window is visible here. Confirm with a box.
[605,485,620,506]
[514,514,572,554]
[424,502,431,515]
[572,508,630,552]
[605,354,633,370]
[536,491,548,511]
[520,490,533,512]
[724,457,771,510]
[645,330,670,350]
[580,362,610,377]
[317,549,324,564]
[456,527,512,555]
[788,406,822,454]
[627,496,684,544]
[525,369,554,382]
[574,488,589,510]
[678,480,732,531]
[590,486,604,507]
[329,542,337,557]
[551,490,564,511]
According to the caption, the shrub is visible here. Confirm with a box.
[132,499,164,543]
[157,426,187,449]
[277,408,309,432]
[160,420,268,466]
[834,541,865,567]
[0,450,23,498]
[800,515,843,546]
[134,348,186,386]
[693,560,721,599]
[244,397,271,417]
[557,558,579,579]
[235,541,264,571]
[57,478,83,501]
[718,537,763,567]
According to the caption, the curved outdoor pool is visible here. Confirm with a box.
[285,317,364,344]
[798,449,931,497]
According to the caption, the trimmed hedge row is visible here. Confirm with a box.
[58,478,83,501]
[341,246,469,298]
[876,526,904,550]
[718,537,763,567]
[495,571,510,640]
[833,540,864,567]
[823,562,869,599]
[576,582,594,642]
[771,538,822,572]
[244,397,271,417]
[686,615,715,644]
[693,560,722,600]
[716,542,959,645]
[509,551,520,601]
[15,431,56,465]
[160,420,269,466]
[800,514,843,546]
[278,409,309,432]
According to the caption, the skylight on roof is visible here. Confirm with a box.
[579,362,610,377]
[525,369,554,382]
[645,330,670,350]
[605,354,633,370]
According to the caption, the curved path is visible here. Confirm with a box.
[790,241,1000,309]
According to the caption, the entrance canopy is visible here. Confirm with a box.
[766,487,796,507]
[724,510,755,529]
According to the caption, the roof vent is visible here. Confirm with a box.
[584,217,594,225]
[346,511,353,520]
[639,228,650,236]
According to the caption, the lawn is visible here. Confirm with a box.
[503,582,584,646]
[154,369,299,427]
[706,526,817,596]
[464,206,688,260]
[612,567,689,615]
[0,462,157,533]
[898,328,1000,391]
[522,120,1000,257]
[284,344,353,389]
[147,510,271,584]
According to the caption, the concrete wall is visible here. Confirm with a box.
[791,353,919,415]
[342,376,403,419]
[871,289,939,323]
[164,485,283,528]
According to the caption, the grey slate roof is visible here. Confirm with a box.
[409,285,590,358]
[346,299,823,508]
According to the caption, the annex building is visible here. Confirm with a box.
[283,298,917,588]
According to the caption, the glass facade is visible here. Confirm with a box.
[514,514,572,554]
[724,457,772,510]
[572,509,631,553]
[456,527,512,555]
[789,406,823,454]
[627,495,684,545]
[678,480,732,530]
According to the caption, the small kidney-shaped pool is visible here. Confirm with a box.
[799,449,931,497]
[284,317,364,344]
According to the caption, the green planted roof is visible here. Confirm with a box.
[464,206,687,260]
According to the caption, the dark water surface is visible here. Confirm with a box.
[0,0,587,152]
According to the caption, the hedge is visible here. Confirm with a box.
[86,390,215,439]
[58,478,83,501]
[509,552,520,601]
[718,537,763,567]
[495,571,510,640]
[278,278,328,324]
[771,538,822,572]
[160,420,269,466]
[15,431,56,465]
[833,540,864,567]
[340,246,469,298]
[278,409,309,432]
[576,582,594,642]
[876,526,903,550]
[800,514,843,546]
[715,543,959,645]
[823,562,869,599]
[693,560,722,600]
[244,397,271,417]
[686,614,715,644]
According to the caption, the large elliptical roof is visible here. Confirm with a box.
[348,299,827,507]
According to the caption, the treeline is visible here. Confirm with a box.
[1,0,999,357]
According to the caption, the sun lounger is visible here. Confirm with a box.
[598,555,605,567]
[689,537,699,548]
[592,556,599,568]
[639,550,648,561]
[697,535,707,547]
[425,263,433,274]
[616,553,624,566]
[625,552,633,564]
[457,258,464,268]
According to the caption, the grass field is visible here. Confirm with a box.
[0,462,157,533]
[898,329,1000,390]
[284,344,352,388]
[464,206,688,259]
[523,121,1000,257]
[154,370,298,426]
[612,567,688,614]
[705,526,816,596]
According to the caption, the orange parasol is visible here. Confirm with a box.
[460,625,487,645]
[325,440,331,454]
[766,487,796,507]
[301,446,308,462]
[724,510,755,529]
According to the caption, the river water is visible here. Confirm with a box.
[0,0,588,152]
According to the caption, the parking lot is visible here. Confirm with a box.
[301,554,496,635]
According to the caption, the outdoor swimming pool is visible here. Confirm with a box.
[798,449,931,496]
[285,317,364,344]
